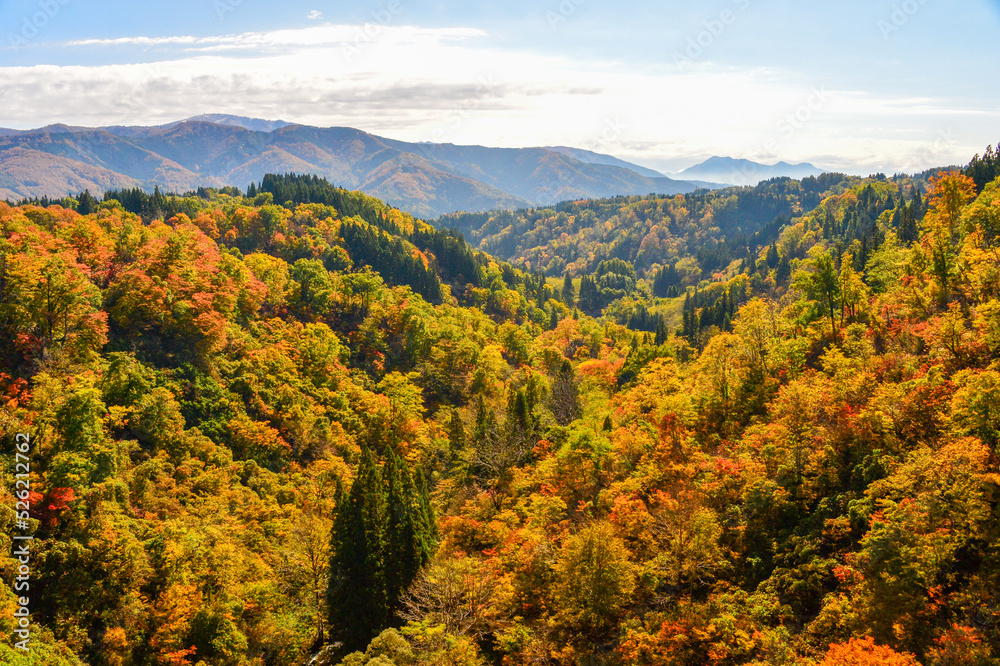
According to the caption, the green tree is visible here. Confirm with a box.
[838,252,870,327]
[328,448,434,652]
[561,271,575,305]
[49,384,121,489]
[447,409,466,460]
[966,142,1000,192]
[950,370,1000,451]
[898,200,919,244]
[654,317,669,345]
[384,450,434,621]
[98,352,154,407]
[733,298,780,376]
[290,258,335,320]
[553,521,636,640]
[328,448,390,651]
[795,248,841,337]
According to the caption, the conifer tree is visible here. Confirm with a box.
[447,409,466,459]
[77,189,98,215]
[578,275,601,313]
[474,395,493,443]
[550,360,582,426]
[414,468,438,550]
[911,186,924,218]
[652,263,679,298]
[967,142,1000,192]
[384,450,424,620]
[898,202,919,244]
[327,447,435,651]
[655,317,668,346]
[328,446,389,651]
[766,243,780,269]
[562,272,575,305]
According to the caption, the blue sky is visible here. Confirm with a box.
[1,0,997,174]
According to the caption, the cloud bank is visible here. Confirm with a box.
[2,23,995,174]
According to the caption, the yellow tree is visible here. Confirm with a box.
[695,332,742,405]
[553,521,637,642]
[733,298,782,376]
[148,583,202,665]
[958,180,1000,304]
[838,253,870,327]
[921,172,977,304]
[927,172,978,239]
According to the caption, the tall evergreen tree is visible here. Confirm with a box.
[766,243,780,269]
[898,202,919,244]
[561,271,575,305]
[966,143,1000,192]
[911,186,924,219]
[414,468,438,550]
[578,275,601,313]
[474,395,493,443]
[327,447,389,651]
[776,254,792,284]
[77,189,98,216]
[654,317,668,346]
[383,450,426,620]
[652,263,679,298]
[550,359,582,426]
[327,448,434,651]
[447,408,466,459]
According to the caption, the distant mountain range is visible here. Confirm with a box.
[0,114,722,218]
[676,156,827,186]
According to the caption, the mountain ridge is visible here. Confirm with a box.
[677,155,827,186]
[0,118,718,217]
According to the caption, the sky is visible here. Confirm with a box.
[0,0,997,175]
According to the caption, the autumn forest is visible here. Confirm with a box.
[2,144,1000,666]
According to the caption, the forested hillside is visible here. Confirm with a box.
[1,143,1000,666]
[435,171,950,281]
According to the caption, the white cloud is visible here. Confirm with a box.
[2,24,993,173]
[66,25,485,53]
[67,35,203,47]
[307,10,323,21]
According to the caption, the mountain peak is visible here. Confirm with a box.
[36,123,91,134]
[182,114,293,133]
[677,156,825,186]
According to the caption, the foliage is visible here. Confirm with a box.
[3,157,1000,666]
